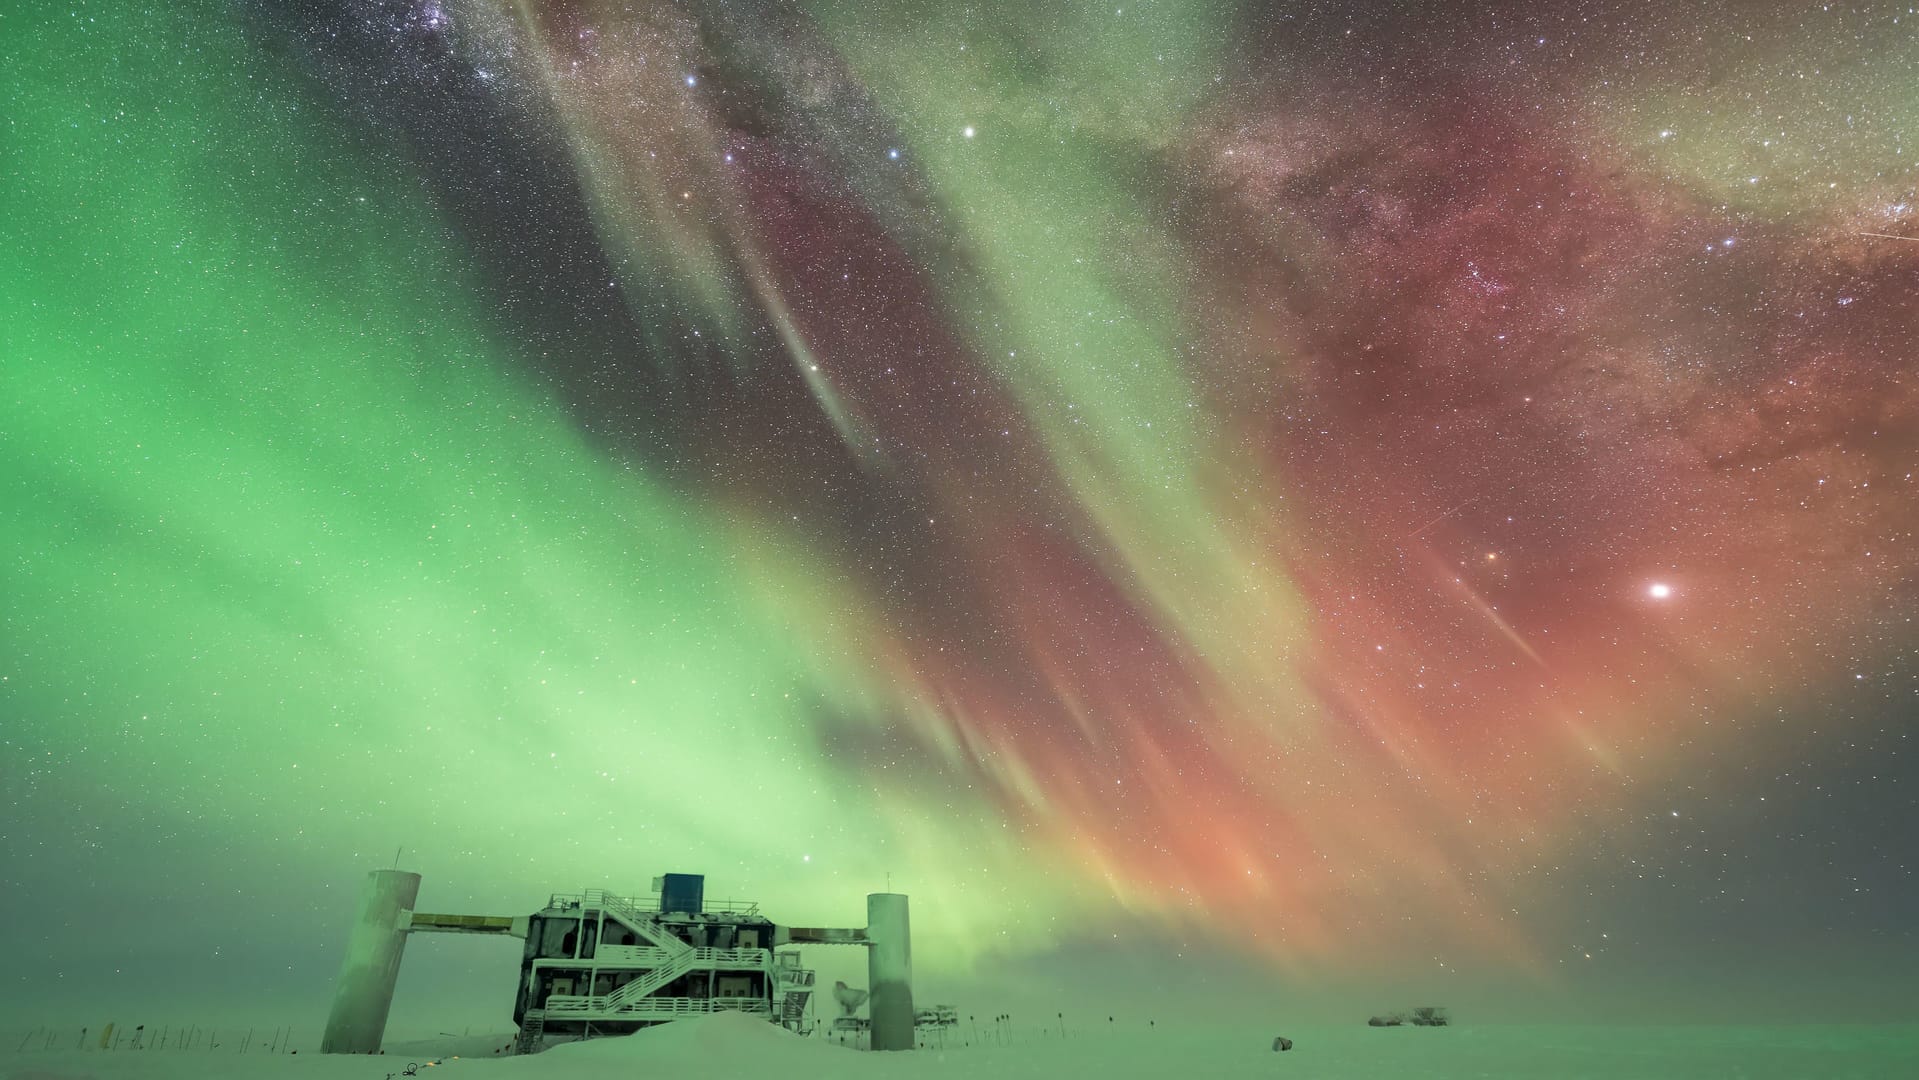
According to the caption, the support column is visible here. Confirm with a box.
[866,893,913,1051]
[320,869,421,1054]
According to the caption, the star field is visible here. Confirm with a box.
[2,0,1915,1025]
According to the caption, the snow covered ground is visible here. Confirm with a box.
[7,1013,1918,1080]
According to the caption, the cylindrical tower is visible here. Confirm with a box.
[320,869,421,1053]
[866,892,913,1051]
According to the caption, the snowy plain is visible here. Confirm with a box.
[8,1013,1919,1080]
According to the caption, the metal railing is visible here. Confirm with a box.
[600,950,693,1009]
[534,889,776,1018]
[689,948,771,967]
[532,947,770,973]
[592,945,675,967]
[547,888,761,916]
[593,893,693,957]
[542,995,774,1020]
[598,947,769,1010]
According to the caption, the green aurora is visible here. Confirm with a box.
[4,0,1916,1035]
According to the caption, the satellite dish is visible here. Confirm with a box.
[832,981,870,1017]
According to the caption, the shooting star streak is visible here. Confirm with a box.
[1415,548,1547,668]
[1407,499,1477,541]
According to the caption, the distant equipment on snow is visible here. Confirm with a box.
[914,1005,959,1028]
[1368,1006,1449,1028]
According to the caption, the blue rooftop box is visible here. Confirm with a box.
[660,873,704,914]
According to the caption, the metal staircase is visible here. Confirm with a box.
[545,948,769,1015]
[591,891,695,958]
[781,989,810,1026]
[534,889,781,1024]
[587,892,697,1010]
[776,966,816,1031]
[600,949,697,1009]
[513,1009,545,1055]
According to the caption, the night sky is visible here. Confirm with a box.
[3,0,1916,1031]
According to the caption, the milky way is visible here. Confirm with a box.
[3,0,1915,1016]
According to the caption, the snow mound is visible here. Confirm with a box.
[7,1023,1919,1080]
[502,1015,877,1079]
[546,1013,838,1059]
